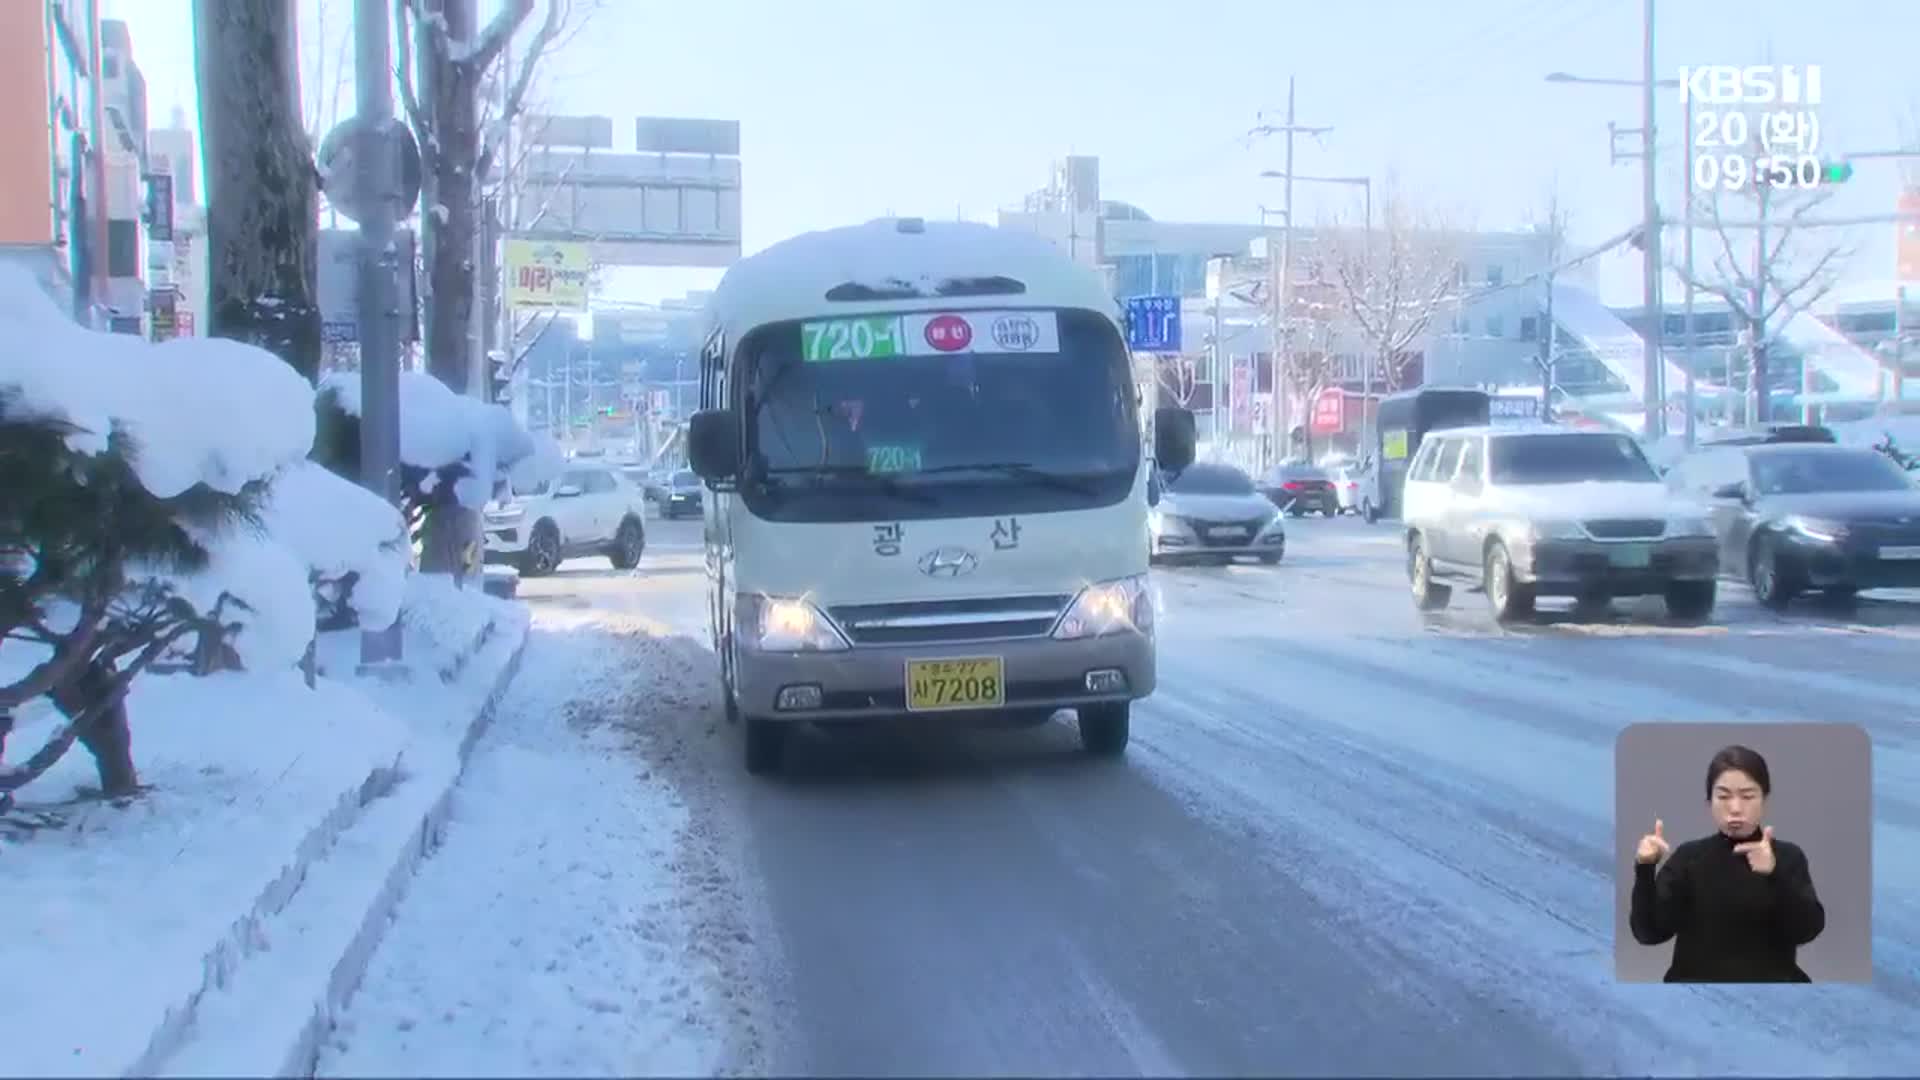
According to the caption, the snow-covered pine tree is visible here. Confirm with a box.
[0,392,267,799]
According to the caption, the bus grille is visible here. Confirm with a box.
[827,594,1072,645]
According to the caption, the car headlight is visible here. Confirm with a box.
[1667,515,1714,538]
[1782,515,1847,543]
[740,594,849,652]
[1257,511,1285,535]
[1052,574,1154,640]
[485,504,526,522]
[1528,519,1585,541]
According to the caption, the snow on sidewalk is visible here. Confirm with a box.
[0,578,526,1078]
[318,607,755,1077]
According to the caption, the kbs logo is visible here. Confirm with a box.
[1678,64,1822,107]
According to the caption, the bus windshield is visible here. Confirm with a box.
[739,307,1140,519]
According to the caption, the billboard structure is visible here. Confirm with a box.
[504,239,591,311]
[512,113,741,269]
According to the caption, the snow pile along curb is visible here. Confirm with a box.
[143,590,532,1078]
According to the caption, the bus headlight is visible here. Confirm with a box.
[1053,574,1153,640]
[741,594,849,652]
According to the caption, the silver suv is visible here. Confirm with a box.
[1401,424,1720,622]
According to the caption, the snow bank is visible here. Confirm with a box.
[507,429,565,492]
[319,370,552,510]
[0,668,411,1078]
[0,267,315,498]
[396,572,506,672]
[261,461,412,631]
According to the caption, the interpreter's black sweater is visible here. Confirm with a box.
[1629,830,1826,982]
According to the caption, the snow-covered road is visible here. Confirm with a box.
[327,516,1920,1077]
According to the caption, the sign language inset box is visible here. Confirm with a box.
[1614,721,1872,984]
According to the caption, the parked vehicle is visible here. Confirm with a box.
[1329,460,1368,514]
[482,462,649,576]
[684,217,1197,775]
[1370,387,1492,521]
[1666,441,1920,609]
[1150,462,1286,564]
[1401,424,1719,622]
[661,469,704,518]
[1257,462,1339,517]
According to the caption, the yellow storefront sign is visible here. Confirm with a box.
[505,239,591,311]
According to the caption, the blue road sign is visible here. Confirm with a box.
[1124,295,1182,352]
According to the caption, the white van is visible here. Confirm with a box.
[685,217,1197,774]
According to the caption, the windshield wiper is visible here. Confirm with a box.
[762,465,938,503]
[910,462,1105,493]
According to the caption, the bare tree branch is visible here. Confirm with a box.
[1309,186,1465,392]
[477,0,567,182]
[394,0,430,165]
[471,0,536,70]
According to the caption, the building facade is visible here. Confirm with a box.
[96,18,149,334]
[0,0,109,323]
[146,108,206,339]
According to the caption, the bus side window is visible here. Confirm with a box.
[699,328,725,410]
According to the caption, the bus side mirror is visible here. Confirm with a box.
[1154,406,1197,473]
[687,409,740,482]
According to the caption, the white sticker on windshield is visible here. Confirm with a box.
[899,310,1060,356]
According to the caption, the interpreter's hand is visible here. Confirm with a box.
[1635,818,1671,865]
[1734,826,1777,875]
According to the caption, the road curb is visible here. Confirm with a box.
[278,606,530,1077]
[122,605,532,1078]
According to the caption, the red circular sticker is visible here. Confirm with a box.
[924,314,973,352]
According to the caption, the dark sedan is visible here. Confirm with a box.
[1257,462,1339,516]
[661,469,704,518]
[1668,442,1920,609]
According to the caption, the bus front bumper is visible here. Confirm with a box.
[732,632,1156,723]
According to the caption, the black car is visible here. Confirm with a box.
[1667,442,1920,609]
[661,469,704,518]
[1257,462,1339,516]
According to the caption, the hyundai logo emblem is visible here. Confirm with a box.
[917,546,979,578]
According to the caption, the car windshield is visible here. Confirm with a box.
[1169,463,1255,495]
[743,308,1138,504]
[1489,433,1657,484]
[672,470,697,486]
[1751,449,1914,494]
[1274,464,1330,482]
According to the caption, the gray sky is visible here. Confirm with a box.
[111,0,1915,305]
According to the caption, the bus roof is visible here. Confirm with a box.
[705,217,1119,337]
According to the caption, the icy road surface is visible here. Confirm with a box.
[329,517,1920,1077]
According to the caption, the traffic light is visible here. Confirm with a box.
[1821,160,1853,184]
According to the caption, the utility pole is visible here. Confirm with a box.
[1208,257,1224,454]
[1638,0,1665,439]
[1251,78,1332,467]
[354,0,403,665]
[1680,89,1698,446]
[1752,181,1772,424]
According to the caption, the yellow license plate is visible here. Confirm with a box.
[905,657,1006,712]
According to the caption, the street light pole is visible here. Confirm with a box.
[354,0,403,665]
[1681,90,1697,447]
[1250,79,1333,467]
[1639,0,1665,440]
